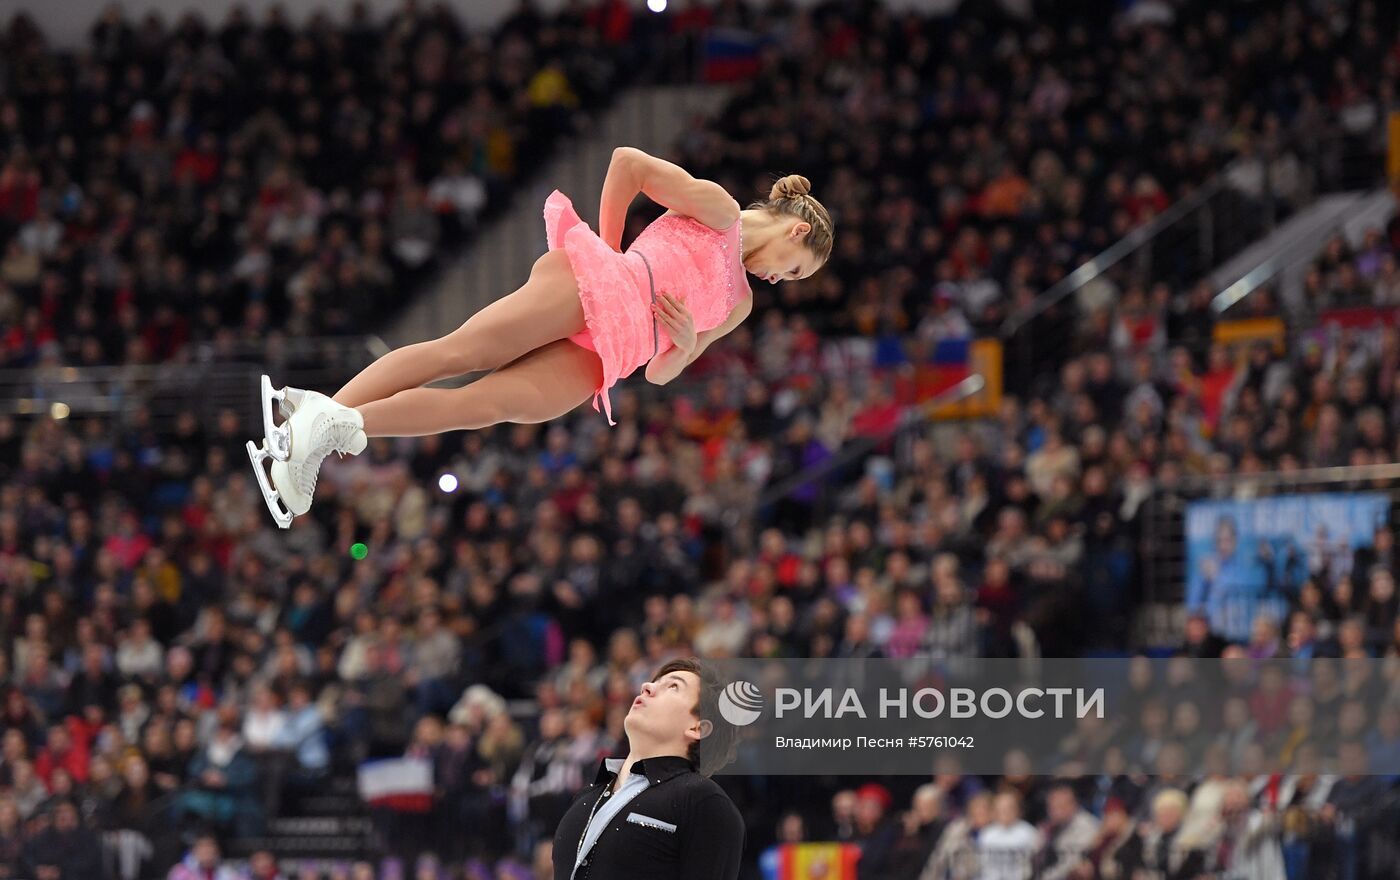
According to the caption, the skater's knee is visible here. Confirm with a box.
[452,385,564,429]
[452,386,513,430]
[437,322,521,375]
[427,338,483,377]
[529,249,572,281]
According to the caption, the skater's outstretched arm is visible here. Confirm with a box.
[599,147,740,251]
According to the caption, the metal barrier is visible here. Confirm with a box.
[1140,462,1400,613]
[1002,176,1228,341]
[1000,129,1384,393]
[1210,245,1297,318]
[0,329,977,463]
[721,375,987,554]
[1212,187,1396,318]
[0,336,387,432]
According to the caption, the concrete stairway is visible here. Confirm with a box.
[226,776,372,861]
[1209,187,1396,312]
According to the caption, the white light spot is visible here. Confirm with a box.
[50,402,70,420]
[438,473,459,493]
[647,0,667,12]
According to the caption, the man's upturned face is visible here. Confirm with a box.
[625,670,705,746]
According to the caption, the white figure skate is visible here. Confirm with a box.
[248,377,366,528]
[254,374,308,462]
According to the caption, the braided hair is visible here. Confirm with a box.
[746,174,834,264]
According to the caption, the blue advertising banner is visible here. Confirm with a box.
[1184,493,1389,640]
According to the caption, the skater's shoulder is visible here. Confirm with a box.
[687,773,738,805]
[665,765,737,807]
[686,781,744,832]
[632,754,731,799]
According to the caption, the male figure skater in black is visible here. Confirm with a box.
[553,657,745,880]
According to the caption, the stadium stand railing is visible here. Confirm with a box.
[1212,188,1396,318]
[1000,128,1386,394]
[725,374,987,545]
[1138,462,1400,646]
[0,336,388,430]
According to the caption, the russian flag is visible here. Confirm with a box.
[702,28,763,82]
[892,335,970,407]
[759,842,861,880]
[928,336,972,390]
[358,757,434,812]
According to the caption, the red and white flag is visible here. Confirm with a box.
[357,757,434,812]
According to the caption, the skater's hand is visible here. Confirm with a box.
[653,291,697,353]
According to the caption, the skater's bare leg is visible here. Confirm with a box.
[332,250,585,408]
[357,340,603,436]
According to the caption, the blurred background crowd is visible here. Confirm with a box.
[2,0,1400,878]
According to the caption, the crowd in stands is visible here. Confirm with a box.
[2,0,1400,878]
[672,0,1395,349]
[1298,218,1400,312]
[0,0,636,370]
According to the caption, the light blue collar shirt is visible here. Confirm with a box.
[573,756,651,879]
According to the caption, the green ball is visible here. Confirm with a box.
[350,542,368,560]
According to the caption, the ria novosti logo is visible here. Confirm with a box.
[718,680,764,726]
[719,680,1105,725]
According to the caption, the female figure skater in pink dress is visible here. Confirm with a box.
[247,148,834,526]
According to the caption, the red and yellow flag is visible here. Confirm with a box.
[760,842,862,880]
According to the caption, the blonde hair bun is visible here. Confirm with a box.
[748,172,834,264]
[769,174,812,200]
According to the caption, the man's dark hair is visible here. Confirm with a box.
[651,657,739,777]
[50,798,78,818]
[1048,782,1078,802]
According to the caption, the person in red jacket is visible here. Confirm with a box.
[33,721,89,787]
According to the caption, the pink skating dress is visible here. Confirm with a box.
[542,188,750,424]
